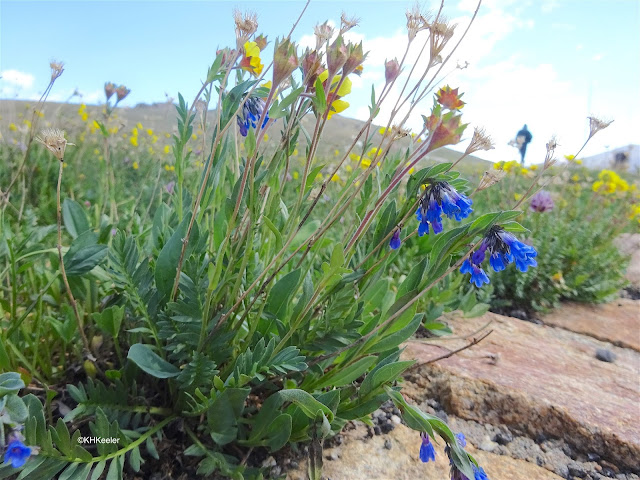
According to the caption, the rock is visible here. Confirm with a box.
[569,463,587,477]
[262,456,277,468]
[379,422,395,434]
[595,348,616,363]
[391,415,402,424]
[494,430,513,445]
[542,299,640,351]
[479,437,499,452]
[286,422,564,480]
[402,311,640,472]
[373,426,381,436]
[587,453,601,462]
[384,439,392,450]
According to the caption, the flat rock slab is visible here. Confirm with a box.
[615,233,640,288]
[286,422,563,480]
[402,311,640,472]
[542,299,640,351]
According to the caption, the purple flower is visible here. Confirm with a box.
[529,190,554,213]
[165,180,176,195]
[419,432,436,463]
[237,96,269,137]
[110,228,117,236]
[450,465,490,480]
[3,439,31,468]
[455,433,467,447]
[416,182,472,236]
[389,228,402,250]
[460,226,537,287]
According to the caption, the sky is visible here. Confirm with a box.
[1,0,639,164]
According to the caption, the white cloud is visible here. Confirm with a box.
[592,53,604,61]
[0,69,35,89]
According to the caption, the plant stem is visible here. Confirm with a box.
[56,160,91,353]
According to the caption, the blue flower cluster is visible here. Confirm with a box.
[445,433,490,480]
[416,181,473,236]
[420,431,490,480]
[3,438,31,468]
[237,96,269,137]
[460,226,538,287]
[389,181,472,250]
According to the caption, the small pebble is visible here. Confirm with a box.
[391,415,401,424]
[380,422,395,434]
[384,439,392,450]
[595,348,616,363]
[374,426,381,436]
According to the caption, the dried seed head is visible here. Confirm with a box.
[477,169,506,192]
[342,41,366,76]
[36,129,74,161]
[340,12,359,34]
[314,21,334,50]
[465,127,494,155]
[406,5,430,41]
[587,116,613,138]
[429,20,456,58]
[543,135,559,169]
[233,9,258,46]
[50,61,64,82]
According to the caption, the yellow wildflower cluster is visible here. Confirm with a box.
[164,164,175,172]
[592,170,629,195]
[629,204,640,224]
[493,160,521,173]
[78,104,88,122]
[130,127,139,147]
[564,154,583,165]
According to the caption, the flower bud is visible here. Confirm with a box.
[385,58,400,84]
[327,35,348,77]
[255,34,268,51]
[272,37,299,88]
[115,85,130,102]
[342,41,366,77]
[104,82,116,100]
[302,49,324,90]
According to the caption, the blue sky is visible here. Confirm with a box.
[1,0,638,163]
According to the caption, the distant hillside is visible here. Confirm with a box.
[0,99,490,175]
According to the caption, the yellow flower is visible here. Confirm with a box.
[514,193,523,201]
[405,162,415,174]
[264,134,269,141]
[191,133,197,141]
[575,159,582,165]
[146,128,154,136]
[349,153,361,162]
[293,171,299,179]
[132,127,138,136]
[93,148,100,155]
[164,145,171,154]
[564,154,575,161]
[151,135,158,144]
[132,161,139,170]
[520,168,530,176]
[262,80,273,90]
[35,110,44,118]
[241,41,264,76]
[130,136,138,147]
[345,164,353,172]
[369,147,382,158]
[571,174,579,182]
[593,170,629,194]
[292,149,298,156]
[109,126,118,135]
[331,174,340,182]
[530,165,538,171]
[629,204,640,223]
[318,70,352,119]
[9,123,17,131]
[379,127,387,135]
[359,158,371,169]
[316,173,324,181]
[136,122,143,130]
[334,149,340,156]
[165,133,171,138]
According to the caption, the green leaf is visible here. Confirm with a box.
[265,414,292,451]
[4,394,28,423]
[266,269,301,320]
[127,344,180,379]
[207,388,251,445]
[0,372,24,397]
[312,77,326,114]
[397,258,427,298]
[65,244,108,276]
[155,212,193,299]
[278,389,334,422]
[62,199,91,239]
[359,360,414,399]
[369,314,423,353]
[305,164,326,192]
[501,221,529,233]
[314,356,377,389]
[91,305,124,338]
